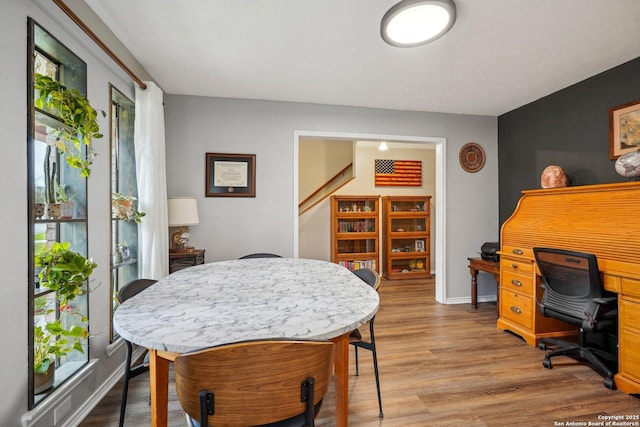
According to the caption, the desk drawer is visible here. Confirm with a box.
[501,270,533,295]
[501,257,534,275]
[620,327,640,383]
[501,245,534,260]
[602,274,621,294]
[500,289,533,329]
[621,277,640,299]
[621,297,640,334]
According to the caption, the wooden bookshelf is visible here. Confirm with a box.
[382,196,431,279]
[330,195,379,272]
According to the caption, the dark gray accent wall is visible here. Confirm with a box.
[498,57,640,226]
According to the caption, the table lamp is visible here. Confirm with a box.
[168,197,200,253]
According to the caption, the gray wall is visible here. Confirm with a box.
[498,56,640,225]
[164,95,499,303]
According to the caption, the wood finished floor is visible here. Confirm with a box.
[80,277,639,426]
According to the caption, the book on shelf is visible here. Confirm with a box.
[339,259,377,271]
[338,220,374,233]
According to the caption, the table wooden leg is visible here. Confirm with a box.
[149,349,169,427]
[331,333,349,427]
[469,266,478,309]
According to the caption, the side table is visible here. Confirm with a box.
[169,249,205,273]
[467,257,500,315]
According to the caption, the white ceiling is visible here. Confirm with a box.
[86,0,640,116]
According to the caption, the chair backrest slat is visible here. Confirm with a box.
[353,268,381,290]
[175,339,334,426]
[534,247,604,320]
[238,253,282,259]
[117,279,158,303]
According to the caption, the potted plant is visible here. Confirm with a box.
[33,242,96,392]
[33,295,55,393]
[42,145,61,219]
[36,242,97,308]
[55,183,74,219]
[112,192,146,223]
[34,74,103,177]
[33,320,87,393]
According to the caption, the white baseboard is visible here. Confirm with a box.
[68,342,148,426]
[21,339,146,427]
[63,361,124,427]
[444,295,497,305]
[22,360,98,427]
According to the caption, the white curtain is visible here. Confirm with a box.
[135,81,169,279]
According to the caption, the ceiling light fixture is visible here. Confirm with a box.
[381,0,457,48]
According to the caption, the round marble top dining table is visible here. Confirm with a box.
[113,257,380,427]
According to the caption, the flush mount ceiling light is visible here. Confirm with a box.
[381,0,457,47]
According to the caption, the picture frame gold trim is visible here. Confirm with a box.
[609,99,640,160]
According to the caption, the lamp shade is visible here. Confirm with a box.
[168,198,200,226]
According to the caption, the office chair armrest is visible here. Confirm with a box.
[583,296,618,330]
[592,296,616,306]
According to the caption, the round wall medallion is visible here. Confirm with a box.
[459,142,486,173]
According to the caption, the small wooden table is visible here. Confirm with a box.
[168,249,205,273]
[467,257,500,312]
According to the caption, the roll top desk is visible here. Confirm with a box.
[498,182,640,394]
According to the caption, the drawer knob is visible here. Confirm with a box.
[511,263,518,269]
[511,279,522,287]
[510,306,522,314]
[512,249,523,255]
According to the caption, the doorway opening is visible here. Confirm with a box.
[293,130,447,303]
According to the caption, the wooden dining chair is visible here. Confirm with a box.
[175,339,335,427]
[116,278,158,427]
[349,268,384,418]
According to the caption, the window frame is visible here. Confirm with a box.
[28,18,91,409]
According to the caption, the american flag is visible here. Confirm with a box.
[374,159,422,186]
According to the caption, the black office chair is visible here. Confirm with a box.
[175,340,334,427]
[534,248,618,390]
[349,268,383,418]
[238,253,282,259]
[116,278,158,427]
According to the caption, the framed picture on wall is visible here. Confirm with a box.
[609,99,640,159]
[205,153,256,197]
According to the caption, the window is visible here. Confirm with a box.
[28,19,91,408]
[110,86,139,340]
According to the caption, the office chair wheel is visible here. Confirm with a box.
[603,378,616,390]
[538,342,548,350]
[542,358,553,369]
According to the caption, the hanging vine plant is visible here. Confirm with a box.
[33,241,96,389]
[34,74,103,177]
